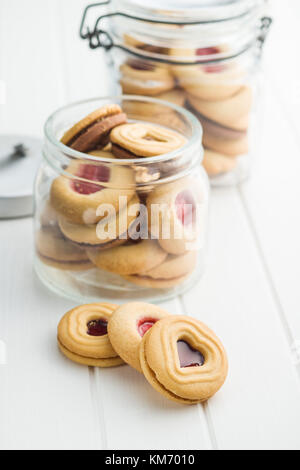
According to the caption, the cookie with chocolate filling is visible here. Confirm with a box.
[61,104,127,153]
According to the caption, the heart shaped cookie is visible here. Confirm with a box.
[139,315,228,404]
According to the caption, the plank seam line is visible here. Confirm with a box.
[88,367,108,450]
[237,187,300,379]
[178,295,218,450]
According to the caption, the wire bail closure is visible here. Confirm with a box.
[80,1,273,62]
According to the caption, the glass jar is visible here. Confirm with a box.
[80,0,272,186]
[34,96,209,304]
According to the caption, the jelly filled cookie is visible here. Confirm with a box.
[108,302,171,372]
[187,86,252,130]
[58,303,124,367]
[125,252,197,289]
[58,193,140,249]
[61,104,127,153]
[148,179,202,255]
[120,61,175,96]
[50,160,135,225]
[36,227,92,271]
[174,59,243,101]
[123,89,186,119]
[111,123,187,159]
[139,316,228,404]
[87,240,167,276]
[203,149,238,176]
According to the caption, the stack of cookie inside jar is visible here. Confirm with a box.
[35,96,209,302]
[89,0,271,185]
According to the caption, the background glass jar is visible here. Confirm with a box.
[34,96,209,304]
[80,0,271,186]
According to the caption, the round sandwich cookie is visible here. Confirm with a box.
[203,149,238,176]
[198,113,248,141]
[39,200,59,229]
[120,61,175,96]
[139,315,228,405]
[58,193,140,249]
[125,251,197,289]
[111,123,187,159]
[58,303,124,367]
[87,239,167,276]
[148,179,202,255]
[123,89,186,118]
[187,86,252,130]
[202,132,249,157]
[174,59,244,101]
[50,159,135,225]
[36,227,92,271]
[108,302,171,372]
[61,104,127,153]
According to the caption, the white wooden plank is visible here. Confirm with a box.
[181,188,300,450]
[94,299,213,451]
[0,219,99,450]
[240,9,300,338]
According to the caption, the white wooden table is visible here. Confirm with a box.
[0,0,300,451]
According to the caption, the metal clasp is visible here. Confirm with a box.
[258,16,273,48]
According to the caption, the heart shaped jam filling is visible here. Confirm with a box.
[138,318,158,337]
[177,340,205,368]
[87,319,108,336]
[175,190,196,226]
[72,164,110,195]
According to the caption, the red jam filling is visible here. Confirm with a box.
[72,164,110,195]
[137,318,158,337]
[87,319,108,336]
[175,190,196,226]
[196,47,220,56]
[177,341,205,368]
[196,47,224,74]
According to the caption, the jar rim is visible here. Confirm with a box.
[44,94,203,166]
[113,0,264,23]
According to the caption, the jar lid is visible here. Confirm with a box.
[114,0,263,22]
[0,135,42,219]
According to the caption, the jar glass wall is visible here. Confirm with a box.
[34,96,209,303]
[83,0,270,185]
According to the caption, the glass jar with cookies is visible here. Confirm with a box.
[34,96,209,303]
[80,0,271,185]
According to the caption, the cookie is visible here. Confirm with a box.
[203,149,238,176]
[39,200,59,229]
[36,227,92,271]
[202,132,249,157]
[139,316,228,404]
[125,252,197,289]
[187,87,252,130]
[108,302,171,372]
[87,240,167,276]
[58,303,124,367]
[122,89,186,119]
[61,104,127,153]
[120,61,175,96]
[111,123,187,158]
[197,113,248,141]
[50,160,135,225]
[58,193,140,249]
[174,60,244,101]
[148,179,202,255]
